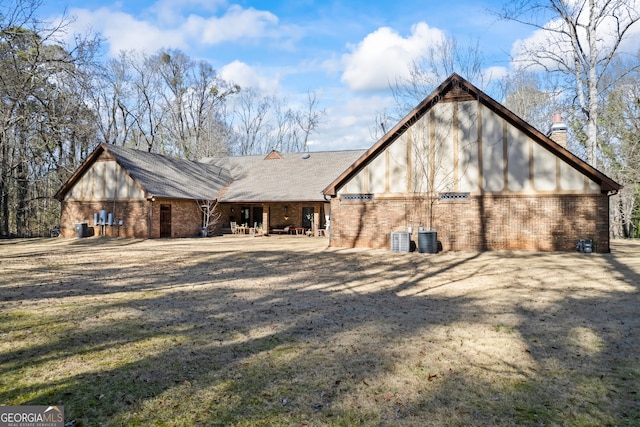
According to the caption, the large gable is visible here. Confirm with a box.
[323,73,621,197]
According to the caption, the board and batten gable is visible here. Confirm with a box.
[63,151,145,201]
[339,100,600,197]
[325,74,621,252]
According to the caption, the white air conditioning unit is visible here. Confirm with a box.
[391,231,410,253]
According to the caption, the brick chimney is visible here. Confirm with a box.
[548,113,568,149]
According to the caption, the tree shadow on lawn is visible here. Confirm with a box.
[0,240,638,426]
[503,245,640,426]
[386,245,639,425]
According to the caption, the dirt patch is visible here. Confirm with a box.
[1,236,639,426]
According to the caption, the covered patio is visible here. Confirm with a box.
[201,149,363,238]
[217,201,330,237]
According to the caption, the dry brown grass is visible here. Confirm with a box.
[1,236,639,426]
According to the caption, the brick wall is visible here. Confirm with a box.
[329,194,611,252]
[61,199,330,239]
[59,200,149,238]
[150,199,203,238]
[60,199,204,238]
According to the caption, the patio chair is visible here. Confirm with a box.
[230,221,238,235]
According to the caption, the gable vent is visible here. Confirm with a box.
[264,150,283,160]
[340,194,374,201]
[439,192,470,201]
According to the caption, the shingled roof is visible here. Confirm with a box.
[55,143,231,201]
[56,144,366,203]
[203,149,366,202]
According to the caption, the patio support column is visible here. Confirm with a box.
[313,208,320,237]
[147,198,153,238]
[263,207,269,235]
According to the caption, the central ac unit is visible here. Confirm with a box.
[391,231,410,252]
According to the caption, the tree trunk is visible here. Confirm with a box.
[586,0,599,167]
[0,136,9,237]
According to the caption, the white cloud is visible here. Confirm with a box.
[59,1,280,57]
[340,22,445,92]
[482,66,509,82]
[219,60,280,93]
[69,7,186,55]
[311,92,396,151]
[184,5,278,45]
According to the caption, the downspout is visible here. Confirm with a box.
[113,197,116,238]
[323,193,336,245]
[606,189,620,253]
[113,166,118,238]
[148,196,154,238]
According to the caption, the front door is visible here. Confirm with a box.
[160,204,171,237]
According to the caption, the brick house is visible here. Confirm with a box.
[54,143,363,238]
[323,74,621,253]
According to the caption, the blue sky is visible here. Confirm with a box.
[42,0,543,151]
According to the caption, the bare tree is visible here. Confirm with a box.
[497,70,564,132]
[390,35,486,118]
[91,49,237,158]
[192,109,234,159]
[599,67,640,238]
[494,0,640,167]
[225,86,328,155]
[87,51,134,145]
[182,58,239,159]
[197,199,222,237]
[293,91,326,152]
[155,50,191,155]
[267,97,296,152]
[150,49,239,159]
[0,0,100,236]
[231,87,273,155]
[126,51,165,152]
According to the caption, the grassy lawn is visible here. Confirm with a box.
[1,236,639,426]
